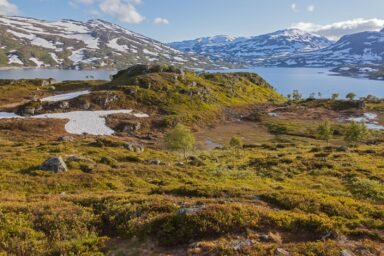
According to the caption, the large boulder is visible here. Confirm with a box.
[40,157,68,173]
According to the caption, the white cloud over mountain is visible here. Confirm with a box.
[99,0,144,24]
[293,18,384,41]
[0,0,19,15]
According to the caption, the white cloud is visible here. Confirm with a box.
[291,3,298,12]
[99,0,145,24]
[76,0,94,3]
[307,5,315,12]
[292,18,384,40]
[153,17,169,25]
[0,0,19,15]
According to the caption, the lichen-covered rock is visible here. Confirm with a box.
[275,248,290,256]
[58,136,74,142]
[176,205,204,216]
[144,159,162,165]
[340,250,354,256]
[40,157,68,173]
[123,142,144,153]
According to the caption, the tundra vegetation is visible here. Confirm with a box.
[0,65,383,255]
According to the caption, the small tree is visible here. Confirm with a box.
[318,120,333,144]
[292,90,302,102]
[165,124,195,159]
[229,136,243,148]
[346,92,357,101]
[331,93,339,101]
[344,121,369,146]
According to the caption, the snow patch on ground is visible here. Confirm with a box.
[107,38,128,52]
[41,90,91,102]
[0,112,22,119]
[33,110,149,135]
[29,57,45,67]
[8,54,23,65]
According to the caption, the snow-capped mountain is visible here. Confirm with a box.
[266,29,384,67]
[0,15,214,69]
[170,29,333,66]
[169,35,247,54]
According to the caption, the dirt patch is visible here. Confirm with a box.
[194,121,274,150]
[0,118,68,138]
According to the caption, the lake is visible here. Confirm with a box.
[0,67,383,98]
[213,67,384,99]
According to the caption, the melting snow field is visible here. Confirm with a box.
[338,113,384,130]
[0,112,22,119]
[41,90,91,102]
[0,110,149,135]
[34,110,149,135]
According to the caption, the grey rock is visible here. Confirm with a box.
[275,248,290,256]
[40,157,68,173]
[176,206,204,216]
[230,239,253,251]
[66,155,92,162]
[58,136,74,142]
[340,250,354,256]
[259,234,270,242]
[58,101,70,109]
[122,122,141,133]
[124,142,144,153]
[144,159,162,165]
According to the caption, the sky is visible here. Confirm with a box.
[0,0,384,42]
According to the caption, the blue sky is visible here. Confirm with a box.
[1,0,384,42]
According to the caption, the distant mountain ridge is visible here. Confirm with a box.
[169,29,333,66]
[0,15,217,69]
[266,28,384,67]
[170,28,384,67]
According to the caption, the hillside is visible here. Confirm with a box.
[0,16,218,69]
[15,64,286,127]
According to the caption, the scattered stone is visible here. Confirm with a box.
[175,162,185,167]
[58,136,74,142]
[121,122,141,133]
[188,156,205,166]
[144,159,162,165]
[340,250,355,256]
[259,234,270,242]
[58,101,70,109]
[40,157,68,173]
[230,239,253,251]
[124,142,145,153]
[176,205,204,215]
[275,248,290,256]
[66,155,92,163]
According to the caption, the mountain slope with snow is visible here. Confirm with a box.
[266,29,384,67]
[170,29,333,66]
[0,16,215,69]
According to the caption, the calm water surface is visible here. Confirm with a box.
[213,67,384,98]
[1,67,383,98]
[0,68,117,82]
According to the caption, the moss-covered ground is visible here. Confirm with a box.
[0,66,383,255]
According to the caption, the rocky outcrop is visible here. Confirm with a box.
[40,157,68,173]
